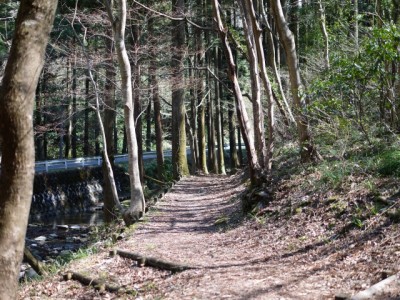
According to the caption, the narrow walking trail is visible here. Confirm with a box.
[19,173,400,299]
[118,174,334,299]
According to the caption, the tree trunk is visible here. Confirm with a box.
[214,47,226,174]
[188,58,198,174]
[102,32,118,223]
[195,0,208,174]
[207,49,217,173]
[106,0,146,225]
[239,0,267,169]
[35,71,45,160]
[65,57,72,158]
[212,0,261,185]
[271,0,320,163]
[0,1,57,298]
[149,17,164,180]
[354,0,359,49]
[171,0,189,179]
[132,22,144,184]
[72,51,78,158]
[84,76,90,156]
[145,99,152,152]
[262,0,295,124]
[317,0,330,69]
[243,0,275,171]
[228,103,240,169]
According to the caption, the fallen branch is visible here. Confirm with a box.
[110,249,195,273]
[63,271,129,294]
[351,273,400,300]
[24,246,47,276]
[144,174,167,186]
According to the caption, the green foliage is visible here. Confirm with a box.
[319,161,353,189]
[144,158,173,183]
[47,247,98,273]
[377,150,400,176]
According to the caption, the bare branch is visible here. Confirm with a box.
[132,0,212,30]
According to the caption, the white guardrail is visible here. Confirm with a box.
[34,151,163,173]
[2,146,239,173]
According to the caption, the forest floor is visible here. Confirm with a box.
[19,170,400,299]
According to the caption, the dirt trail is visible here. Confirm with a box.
[19,173,400,299]
[120,174,335,299]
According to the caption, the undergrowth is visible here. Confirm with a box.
[259,124,400,239]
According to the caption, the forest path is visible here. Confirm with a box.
[20,173,395,299]
[116,173,334,299]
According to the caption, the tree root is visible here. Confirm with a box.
[63,271,135,295]
[110,249,195,273]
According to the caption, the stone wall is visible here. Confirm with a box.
[30,167,130,217]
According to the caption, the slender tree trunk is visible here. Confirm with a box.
[228,103,239,169]
[239,0,267,169]
[317,0,330,69]
[152,74,164,180]
[262,0,295,124]
[93,70,101,156]
[35,71,45,160]
[195,0,208,174]
[354,0,359,50]
[102,32,118,223]
[171,0,189,179]
[122,126,127,153]
[132,21,144,184]
[0,1,57,297]
[214,47,226,174]
[149,16,164,180]
[65,57,72,158]
[90,65,123,223]
[72,52,78,158]
[271,0,320,163]
[84,76,90,156]
[212,0,261,185]
[145,99,152,152]
[207,47,217,173]
[244,0,275,171]
[106,0,146,225]
[188,61,198,173]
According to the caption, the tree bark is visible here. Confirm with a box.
[317,0,329,69]
[214,47,226,174]
[132,21,144,185]
[84,76,90,156]
[149,17,164,180]
[35,70,46,161]
[195,0,208,174]
[105,0,146,225]
[24,246,47,276]
[102,32,118,223]
[145,99,152,152]
[65,57,72,158]
[212,0,261,185]
[239,0,267,169]
[0,1,57,298]
[72,49,78,158]
[171,0,189,179]
[271,0,320,163]
[243,0,276,171]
